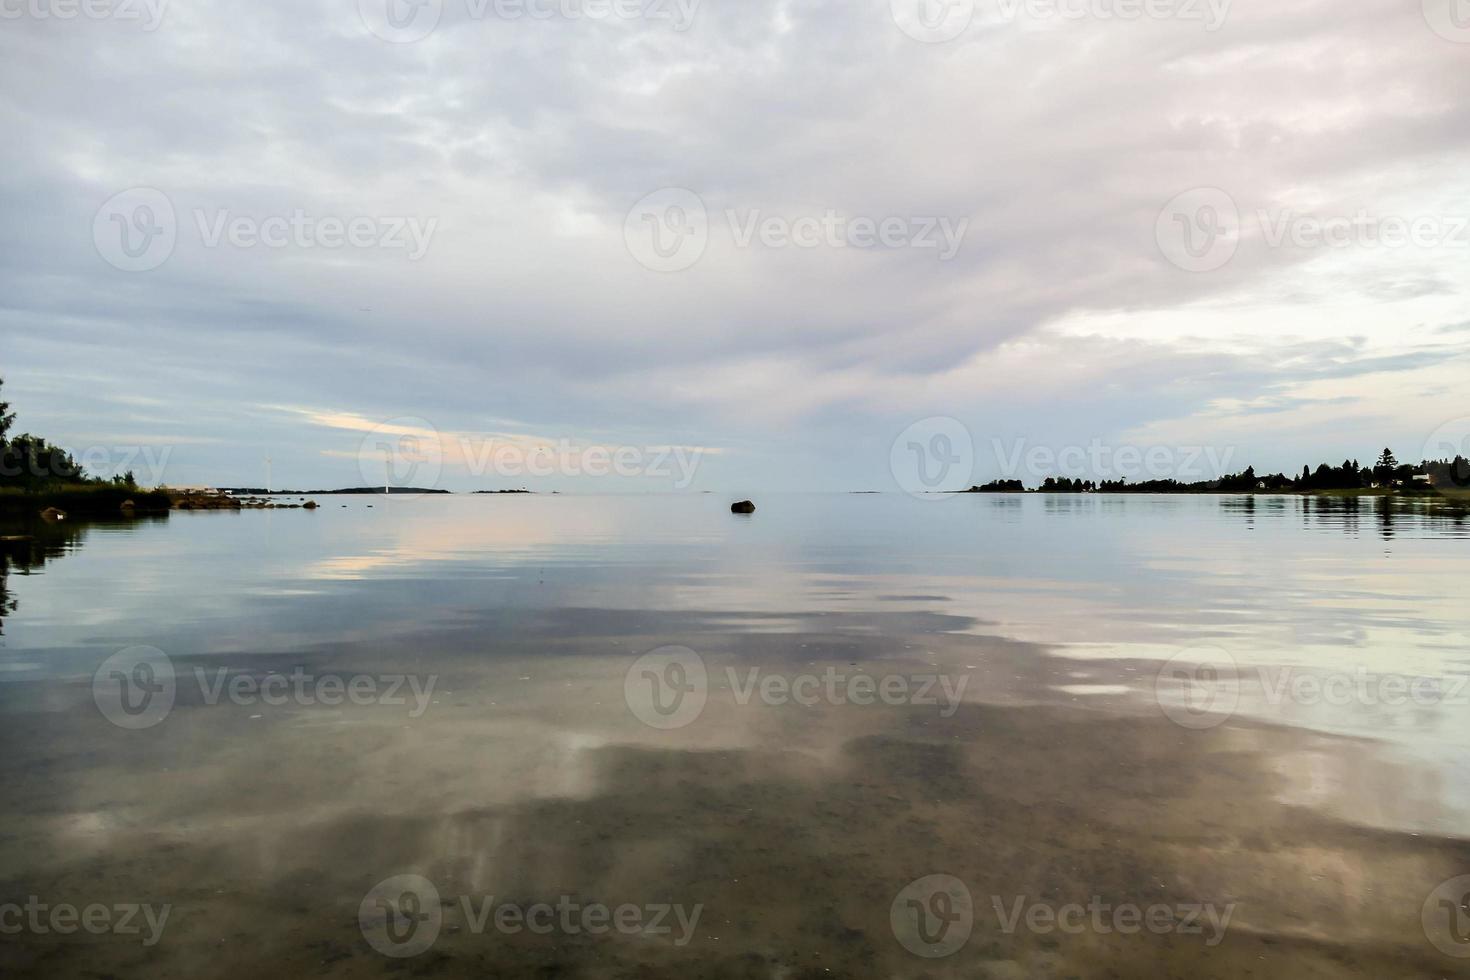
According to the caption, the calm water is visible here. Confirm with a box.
[2,494,1469,978]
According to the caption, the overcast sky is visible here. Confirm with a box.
[1,0,1467,492]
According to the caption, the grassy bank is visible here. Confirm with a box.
[0,485,172,519]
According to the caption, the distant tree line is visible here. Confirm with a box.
[969,448,1470,494]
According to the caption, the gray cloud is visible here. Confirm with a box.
[1,0,1467,489]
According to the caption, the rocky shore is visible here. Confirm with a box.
[169,491,319,512]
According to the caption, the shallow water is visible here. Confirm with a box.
[1,494,1469,978]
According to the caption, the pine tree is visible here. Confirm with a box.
[0,377,13,445]
[1373,448,1398,484]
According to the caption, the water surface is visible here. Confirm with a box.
[2,494,1468,977]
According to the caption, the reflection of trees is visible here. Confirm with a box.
[0,517,154,635]
[0,557,13,633]
[1250,494,1470,541]
[1374,496,1395,541]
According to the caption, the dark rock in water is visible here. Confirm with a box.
[731,500,756,514]
[169,491,243,511]
[303,501,319,510]
[120,498,169,516]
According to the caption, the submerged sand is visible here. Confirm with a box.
[2,627,1466,978]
